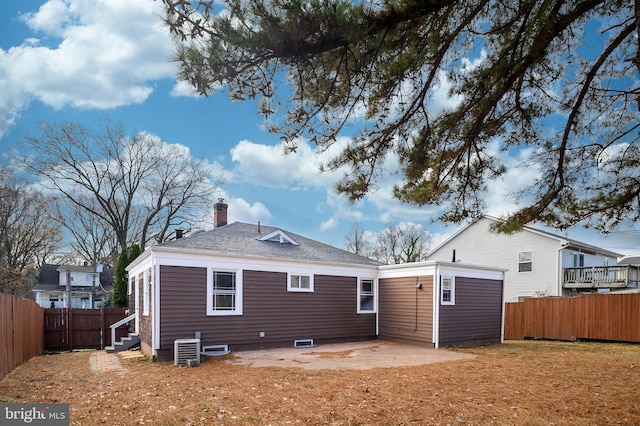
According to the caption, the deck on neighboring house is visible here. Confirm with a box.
[563,265,640,289]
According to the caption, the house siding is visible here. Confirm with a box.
[378,276,433,346]
[156,266,375,360]
[438,277,503,346]
[427,217,560,302]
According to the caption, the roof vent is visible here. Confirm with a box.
[258,230,299,245]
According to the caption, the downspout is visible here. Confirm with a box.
[500,269,506,343]
[375,278,379,337]
[153,256,160,359]
[433,264,440,348]
[558,243,568,297]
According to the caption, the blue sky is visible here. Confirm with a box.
[1,0,638,256]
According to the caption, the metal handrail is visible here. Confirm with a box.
[110,312,137,347]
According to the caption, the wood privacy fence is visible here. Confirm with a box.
[504,293,640,342]
[44,308,129,351]
[0,295,44,380]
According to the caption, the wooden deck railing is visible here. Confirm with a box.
[563,265,639,289]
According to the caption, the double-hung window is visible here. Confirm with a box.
[288,273,313,292]
[358,278,376,313]
[441,276,455,305]
[518,251,533,272]
[207,269,242,315]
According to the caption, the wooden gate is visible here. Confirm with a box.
[44,308,129,351]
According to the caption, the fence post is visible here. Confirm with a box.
[68,308,72,351]
[100,308,105,349]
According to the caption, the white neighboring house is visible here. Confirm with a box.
[426,216,637,302]
[32,264,113,309]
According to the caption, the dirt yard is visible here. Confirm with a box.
[1,340,639,425]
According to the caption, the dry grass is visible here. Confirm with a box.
[1,340,639,425]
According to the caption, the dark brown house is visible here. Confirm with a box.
[126,203,506,361]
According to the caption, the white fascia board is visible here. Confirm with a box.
[150,247,378,278]
[126,249,153,272]
[378,261,437,279]
[378,260,507,280]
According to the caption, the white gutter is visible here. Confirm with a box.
[433,264,440,348]
[153,256,160,356]
[557,246,563,296]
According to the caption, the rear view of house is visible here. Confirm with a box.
[125,202,506,361]
[126,204,382,360]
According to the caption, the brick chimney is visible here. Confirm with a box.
[214,198,228,228]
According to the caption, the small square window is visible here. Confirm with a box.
[288,274,314,292]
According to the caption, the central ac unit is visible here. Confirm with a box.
[174,338,201,366]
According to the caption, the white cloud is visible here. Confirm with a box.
[229,138,346,189]
[319,217,339,232]
[226,197,271,225]
[0,0,177,137]
[170,80,207,98]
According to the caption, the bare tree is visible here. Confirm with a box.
[18,121,223,253]
[371,222,432,265]
[53,197,119,267]
[344,223,373,258]
[0,169,62,294]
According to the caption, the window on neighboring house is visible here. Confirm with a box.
[518,251,533,272]
[358,278,375,313]
[573,253,585,267]
[603,257,609,266]
[288,274,313,292]
[207,269,242,315]
[143,270,150,316]
[441,276,455,305]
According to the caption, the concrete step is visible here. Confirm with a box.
[106,333,140,353]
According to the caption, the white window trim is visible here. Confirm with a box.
[440,276,455,305]
[207,268,243,316]
[357,278,376,313]
[518,250,533,273]
[142,270,150,316]
[287,273,314,292]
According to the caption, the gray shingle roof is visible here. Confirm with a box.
[157,222,382,267]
